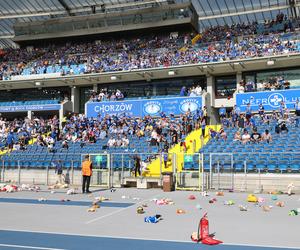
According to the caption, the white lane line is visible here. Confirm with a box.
[85,193,161,224]
[0,243,65,250]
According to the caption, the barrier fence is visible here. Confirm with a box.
[1,152,300,192]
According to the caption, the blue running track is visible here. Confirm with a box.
[0,230,297,250]
[0,198,134,208]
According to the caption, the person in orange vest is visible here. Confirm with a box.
[82,155,93,194]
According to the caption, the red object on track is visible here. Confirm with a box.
[202,237,223,245]
[200,213,209,240]
[191,213,223,245]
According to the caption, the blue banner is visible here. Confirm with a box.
[0,104,61,113]
[236,89,300,112]
[86,96,202,118]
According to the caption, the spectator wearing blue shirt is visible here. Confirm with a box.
[219,105,226,121]
[245,103,252,120]
[53,160,64,184]
[180,86,186,96]
[258,104,265,116]
[6,131,15,152]
[279,101,286,117]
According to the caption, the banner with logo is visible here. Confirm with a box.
[236,89,300,112]
[86,96,202,118]
[0,104,61,113]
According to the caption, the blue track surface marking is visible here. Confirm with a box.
[0,198,134,208]
[0,230,297,250]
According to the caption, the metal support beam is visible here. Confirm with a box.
[198,4,292,21]
[58,0,73,16]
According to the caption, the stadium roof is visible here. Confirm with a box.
[0,0,298,48]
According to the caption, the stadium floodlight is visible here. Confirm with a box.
[267,60,275,66]
[110,76,117,80]
[168,70,175,76]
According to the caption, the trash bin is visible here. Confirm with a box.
[162,172,174,192]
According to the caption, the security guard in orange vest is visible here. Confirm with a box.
[82,155,93,194]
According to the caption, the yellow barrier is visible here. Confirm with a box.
[0,135,42,157]
[146,125,221,177]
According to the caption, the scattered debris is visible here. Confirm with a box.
[188,195,196,200]
[276,201,285,207]
[87,206,97,212]
[271,195,278,201]
[61,199,70,202]
[0,184,18,193]
[144,214,162,223]
[154,198,174,205]
[66,189,77,195]
[247,194,258,203]
[287,183,295,196]
[262,205,272,212]
[209,198,217,204]
[137,206,145,214]
[95,197,110,202]
[196,204,202,210]
[289,210,298,216]
[92,201,100,208]
[176,209,186,214]
[239,205,248,211]
[224,200,235,206]
[191,213,222,245]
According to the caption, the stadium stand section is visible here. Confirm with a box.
[1,0,300,184]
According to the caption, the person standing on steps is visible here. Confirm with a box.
[133,154,141,177]
[82,155,93,194]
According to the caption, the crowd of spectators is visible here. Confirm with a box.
[0,107,206,156]
[1,15,300,81]
[0,116,59,153]
[238,76,291,93]
[89,89,125,102]
[199,13,295,44]
[215,98,299,146]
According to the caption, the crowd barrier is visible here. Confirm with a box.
[1,152,300,192]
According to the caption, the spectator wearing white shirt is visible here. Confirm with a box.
[107,138,116,148]
[241,129,250,144]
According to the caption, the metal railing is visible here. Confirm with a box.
[1,152,300,193]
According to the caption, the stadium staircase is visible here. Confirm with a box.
[145,125,221,177]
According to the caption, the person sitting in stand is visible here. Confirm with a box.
[219,128,227,140]
[261,129,272,143]
[258,104,265,117]
[241,129,251,144]
[209,128,218,140]
[233,131,241,142]
[250,128,261,143]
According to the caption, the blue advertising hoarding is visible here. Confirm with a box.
[236,89,300,112]
[86,96,202,118]
[0,104,61,113]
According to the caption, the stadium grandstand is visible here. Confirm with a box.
[0,1,300,249]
